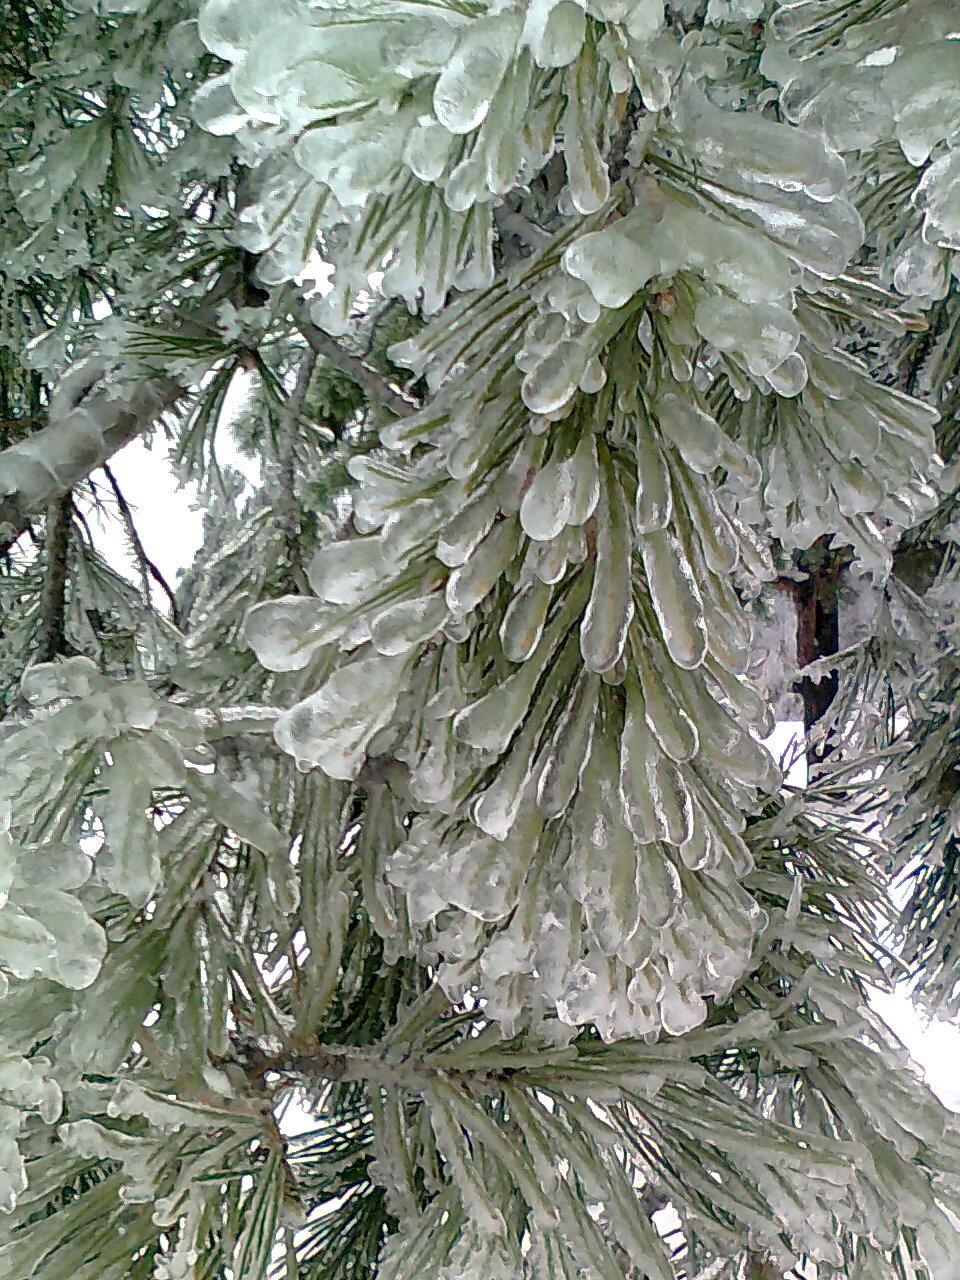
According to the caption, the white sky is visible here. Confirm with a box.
[85,374,258,589]
[90,440,960,1112]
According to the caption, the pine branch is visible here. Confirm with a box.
[0,259,274,557]
[0,298,414,558]
[0,367,187,556]
[279,350,319,587]
[102,462,182,627]
[230,1037,500,1095]
[291,305,418,419]
[34,491,73,664]
[896,308,942,397]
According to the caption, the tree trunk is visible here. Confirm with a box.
[793,537,842,768]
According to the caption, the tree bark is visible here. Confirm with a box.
[793,536,842,767]
[34,492,74,663]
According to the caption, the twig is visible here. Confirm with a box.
[359,299,402,360]
[34,491,73,663]
[896,304,942,396]
[102,462,181,627]
[192,705,282,737]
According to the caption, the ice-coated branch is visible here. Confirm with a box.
[192,705,282,738]
[231,1038,502,1095]
[291,304,419,419]
[0,361,187,555]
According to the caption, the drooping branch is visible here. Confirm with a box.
[34,492,74,664]
[0,364,187,556]
[0,293,418,559]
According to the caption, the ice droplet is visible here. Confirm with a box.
[641,530,707,670]
[307,536,390,605]
[369,595,448,655]
[433,12,522,135]
[520,457,573,541]
[243,596,345,671]
[500,579,551,662]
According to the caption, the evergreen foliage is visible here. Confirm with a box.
[2,2,960,1278]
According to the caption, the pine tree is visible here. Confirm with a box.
[2,1,960,1278]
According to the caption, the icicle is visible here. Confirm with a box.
[445,517,518,617]
[580,446,635,673]
[500,579,552,662]
[640,530,708,669]
[634,424,673,533]
[537,672,600,818]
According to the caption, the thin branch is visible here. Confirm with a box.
[290,303,418,419]
[238,1039,441,1093]
[34,492,73,663]
[359,299,402,360]
[0,268,254,557]
[102,461,181,627]
[896,305,943,397]
[279,350,318,587]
